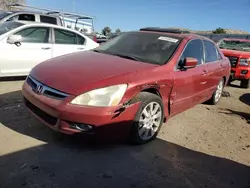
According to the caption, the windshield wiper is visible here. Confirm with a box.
[112,53,141,61]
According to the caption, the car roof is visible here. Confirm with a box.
[221,38,250,42]
[6,21,82,34]
[2,10,54,16]
[137,27,215,43]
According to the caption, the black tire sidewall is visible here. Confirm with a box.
[130,92,164,144]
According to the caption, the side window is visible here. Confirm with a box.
[77,34,86,45]
[179,39,204,67]
[40,16,57,25]
[54,29,77,44]
[15,27,50,43]
[216,47,222,60]
[204,40,219,63]
[18,14,35,21]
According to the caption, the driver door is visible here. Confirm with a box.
[0,26,52,77]
[171,39,207,116]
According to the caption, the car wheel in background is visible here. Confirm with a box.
[130,92,164,145]
[240,79,250,89]
[207,78,224,105]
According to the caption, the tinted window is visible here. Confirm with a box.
[94,32,182,65]
[18,14,35,21]
[179,39,204,66]
[0,21,24,35]
[77,34,85,45]
[15,27,50,43]
[54,29,77,44]
[204,40,219,63]
[40,16,57,25]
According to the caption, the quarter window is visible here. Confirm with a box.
[15,27,50,43]
[54,28,85,45]
[179,39,204,67]
[204,40,219,63]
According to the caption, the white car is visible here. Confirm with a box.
[0,21,99,77]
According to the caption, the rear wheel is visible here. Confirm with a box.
[240,79,250,89]
[130,92,164,145]
[207,78,224,105]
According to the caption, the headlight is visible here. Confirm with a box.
[239,58,250,66]
[71,84,127,107]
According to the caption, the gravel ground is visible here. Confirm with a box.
[0,78,249,188]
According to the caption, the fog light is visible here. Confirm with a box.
[241,70,248,75]
[70,123,93,131]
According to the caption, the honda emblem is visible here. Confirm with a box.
[35,84,43,94]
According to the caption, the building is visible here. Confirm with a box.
[62,17,93,34]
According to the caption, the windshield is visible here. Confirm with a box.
[0,21,24,36]
[218,39,250,52]
[93,32,182,65]
[0,11,11,20]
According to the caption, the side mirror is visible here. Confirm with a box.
[7,35,22,45]
[183,57,198,69]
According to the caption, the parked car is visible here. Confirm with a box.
[218,38,250,88]
[0,21,99,77]
[0,10,62,25]
[22,28,230,144]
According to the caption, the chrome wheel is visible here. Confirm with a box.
[138,102,162,141]
[215,80,223,102]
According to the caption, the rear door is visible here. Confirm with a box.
[203,40,224,95]
[171,39,207,115]
[52,28,87,58]
[0,26,52,76]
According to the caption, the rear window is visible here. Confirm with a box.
[40,15,57,25]
[94,32,182,65]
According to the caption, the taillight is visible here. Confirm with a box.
[93,35,97,42]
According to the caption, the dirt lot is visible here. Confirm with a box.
[0,78,249,188]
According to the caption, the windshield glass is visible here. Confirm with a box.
[0,11,11,20]
[218,39,250,52]
[0,21,24,36]
[93,32,182,65]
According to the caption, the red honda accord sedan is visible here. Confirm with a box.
[22,28,230,144]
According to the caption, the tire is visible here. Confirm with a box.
[130,92,164,145]
[207,78,224,105]
[240,79,250,89]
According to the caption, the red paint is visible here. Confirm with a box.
[22,32,230,137]
[221,40,250,80]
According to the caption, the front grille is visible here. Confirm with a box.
[225,56,238,68]
[27,76,69,100]
[24,97,58,126]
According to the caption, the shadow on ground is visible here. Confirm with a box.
[240,93,250,106]
[1,91,250,188]
[219,108,250,124]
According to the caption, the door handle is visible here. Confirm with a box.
[201,70,208,75]
[77,47,85,50]
[41,47,51,50]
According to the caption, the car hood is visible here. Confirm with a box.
[30,51,158,95]
[221,49,250,58]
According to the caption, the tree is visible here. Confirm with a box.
[212,27,226,34]
[102,26,111,36]
[115,28,121,34]
[0,0,26,11]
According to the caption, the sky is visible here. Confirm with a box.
[26,0,250,33]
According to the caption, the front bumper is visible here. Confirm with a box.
[230,67,250,80]
[22,81,140,136]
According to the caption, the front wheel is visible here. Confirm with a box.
[240,79,250,89]
[207,78,224,105]
[130,92,164,145]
